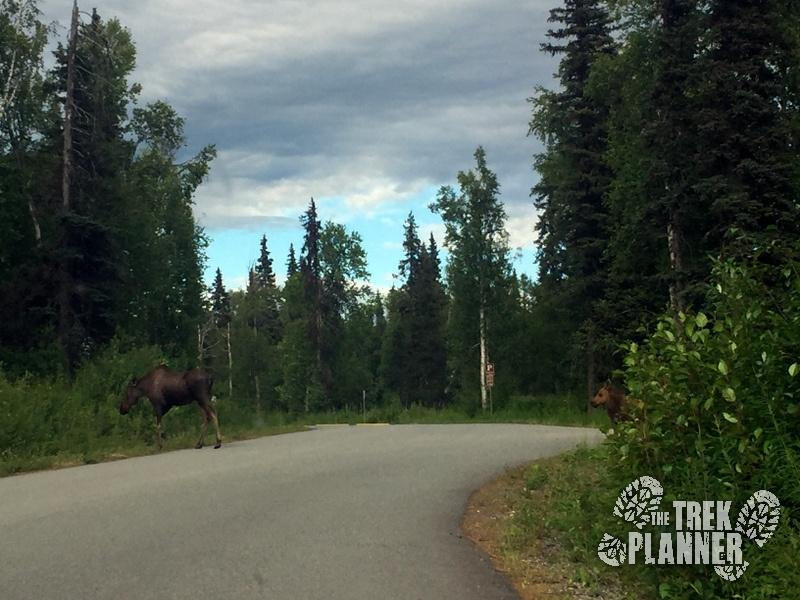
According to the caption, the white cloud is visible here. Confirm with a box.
[505,206,537,251]
[39,0,554,286]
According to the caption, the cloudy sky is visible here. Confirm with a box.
[41,0,558,292]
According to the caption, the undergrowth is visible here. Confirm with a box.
[500,245,800,600]
[303,395,608,427]
[0,339,603,476]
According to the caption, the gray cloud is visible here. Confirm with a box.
[41,0,557,241]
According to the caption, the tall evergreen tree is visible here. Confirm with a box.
[246,234,281,342]
[413,232,448,407]
[299,198,329,402]
[529,0,616,397]
[384,215,447,407]
[210,268,231,328]
[277,263,321,414]
[253,235,277,288]
[279,201,370,411]
[52,8,138,370]
[695,0,799,246]
[644,0,707,317]
[286,243,298,278]
[231,272,282,414]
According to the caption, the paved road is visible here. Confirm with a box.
[0,424,603,599]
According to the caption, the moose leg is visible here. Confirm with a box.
[209,407,222,449]
[155,415,163,450]
[196,408,210,449]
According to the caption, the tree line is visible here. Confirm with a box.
[1,1,214,374]
[206,160,538,416]
[2,0,799,421]
[530,0,800,400]
[0,2,545,415]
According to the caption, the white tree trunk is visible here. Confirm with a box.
[479,304,488,411]
[667,217,685,327]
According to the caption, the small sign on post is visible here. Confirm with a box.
[485,363,495,388]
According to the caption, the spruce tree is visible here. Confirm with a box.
[245,235,281,342]
[529,0,616,396]
[695,0,799,246]
[253,235,276,288]
[385,213,448,407]
[299,198,331,404]
[211,268,231,328]
[644,0,707,316]
[286,243,299,278]
[52,9,138,370]
[413,233,448,407]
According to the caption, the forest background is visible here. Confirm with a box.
[1,1,800,596]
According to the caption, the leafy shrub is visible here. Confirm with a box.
[0,340,169,468]
[607,245,800,598]
[0,373,65,461]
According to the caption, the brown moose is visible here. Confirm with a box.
[590,380,629,424]
[120,365,222,450]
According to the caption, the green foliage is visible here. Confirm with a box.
[0,340,166,471]
[274,200,378,412]
[0,5,212,372]
[530,0,617,400]
[383,214,447,408]
[536,0,800,405]
[606,245,800,598]
[122,106,213,357]
[430,147,517,411]
[502,445,642,595]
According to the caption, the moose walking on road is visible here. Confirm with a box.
[120,365,222,450]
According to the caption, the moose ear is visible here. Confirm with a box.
[605,379,612,387]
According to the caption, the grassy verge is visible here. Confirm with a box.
[0,394,605,477]
[0,421,308,476]
[493,444,652,599]
[470,442,800,600]
[304,395,610,428]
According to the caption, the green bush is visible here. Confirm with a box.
[607,246,800,598]
[0,373,63,461]
[0,341,170,469]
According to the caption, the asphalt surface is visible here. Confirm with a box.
[0,424,603,599]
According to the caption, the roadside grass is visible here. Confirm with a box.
[496,443,656,600]
[0,421,308,476]
[0,388,604,476]
[488,442,800,600]
[307,394,610,428]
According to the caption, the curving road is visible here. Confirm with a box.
[0,424,603,599]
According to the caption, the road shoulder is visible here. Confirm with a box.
[461,455,634,600]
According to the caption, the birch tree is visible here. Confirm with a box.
[430,147,512,411]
